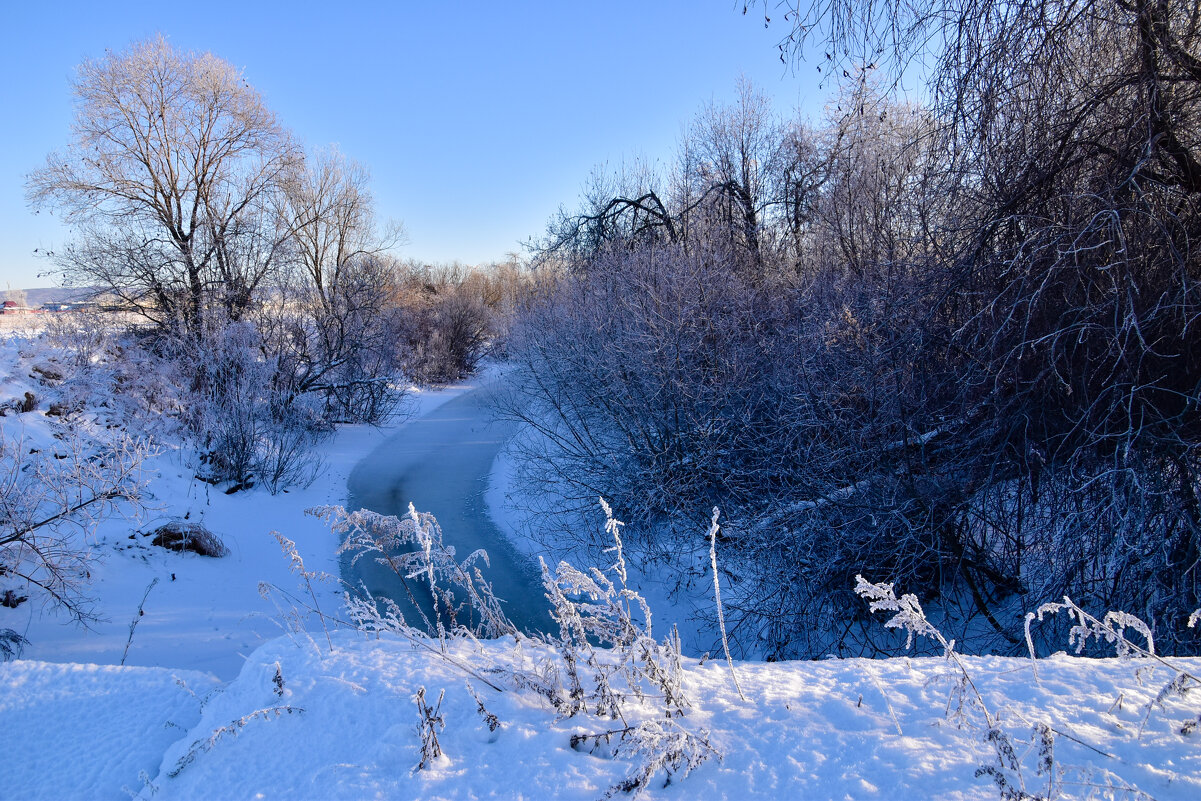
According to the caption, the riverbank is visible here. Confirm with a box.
[2,329,474,678]
[6,339,1200,801]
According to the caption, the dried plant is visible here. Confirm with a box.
[413,686,446,770]
[319,504,517,640]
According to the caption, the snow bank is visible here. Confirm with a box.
[5,336,1200,800]
[29,632,1184,800]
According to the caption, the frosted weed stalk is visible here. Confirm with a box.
[536,499,721,796]
[706,507,745,701]
[540,499,694,721]
[856,575,1064,799]
[414,686,446,770]
[320,503,517,640]
[1025,598,1201,738]
[260,531,334,652]
[166,705,305,779]
[262,507,506,690]
[856,576,1199,800]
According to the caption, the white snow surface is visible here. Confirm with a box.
[4,631,1201,800]
[4,333,1201,800]
[1,660,219,800]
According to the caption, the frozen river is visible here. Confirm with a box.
[343,377,552,634]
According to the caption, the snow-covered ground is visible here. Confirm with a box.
[6,630,1201,799]
[3,330,1200,800]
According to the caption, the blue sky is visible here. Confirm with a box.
[1,1,828,289]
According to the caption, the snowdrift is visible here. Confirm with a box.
[4,631,1200,800]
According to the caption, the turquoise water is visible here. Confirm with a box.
[342,379,552,636]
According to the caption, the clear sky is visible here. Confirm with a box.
[0,1,828,289]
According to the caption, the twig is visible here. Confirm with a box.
[708,508,746,702]
[121,577,159,666]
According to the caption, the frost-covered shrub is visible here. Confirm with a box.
[503,242,797,546]
[262,256,408,426]
[509,49,1201,663]
[392,283,492,384]
[42,309,111,369]
[0,427,150,623]
[508,232,1201,660]
[167,321,328,492]
[0,628,29,661]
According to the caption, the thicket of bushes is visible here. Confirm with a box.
[30,256,528,494]
[505,0,1201,659]
[389,260,532,385]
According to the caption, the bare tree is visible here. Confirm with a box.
[680,79,789,272]
[534,80,823,280]
[533,159,677,269]
[810,85,907,273]
[282,146,404,312]
[261,147,409,422]
[27,35,298,335]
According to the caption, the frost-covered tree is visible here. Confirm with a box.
[27,35,298,335]
[269,148,408,422]
[283,146,404,312]
[27,36,412,479]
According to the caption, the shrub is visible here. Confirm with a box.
[149,521,229,557]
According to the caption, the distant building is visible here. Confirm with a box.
[0,300,34,315]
